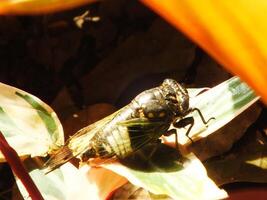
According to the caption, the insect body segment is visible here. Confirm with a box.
[43,79,210,173]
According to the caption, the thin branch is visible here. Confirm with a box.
[0,131,44,200]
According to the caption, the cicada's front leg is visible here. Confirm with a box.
[173,107,215,143]
[173,117,194,143]
[189,108,215,125]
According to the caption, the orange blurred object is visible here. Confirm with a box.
[81,165,128,200]
[141,0,267,105]
[0,0,97,15]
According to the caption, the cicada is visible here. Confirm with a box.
[44,79,212,173]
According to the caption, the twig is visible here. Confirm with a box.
[0,131,44,200]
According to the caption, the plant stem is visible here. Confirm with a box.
[0,131,44,200]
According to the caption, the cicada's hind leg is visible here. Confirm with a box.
[81,148,97,162]
[132,139,162,162]
[146,139,162,159]
[164,129,179,150]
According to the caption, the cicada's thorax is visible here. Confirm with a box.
[80,79,189,162]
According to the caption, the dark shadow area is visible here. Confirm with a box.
[0,164,14,200]
[204,111,267,185]
[119,143,187,173]
[223,182,267,200]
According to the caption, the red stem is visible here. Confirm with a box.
[0,131,44,200]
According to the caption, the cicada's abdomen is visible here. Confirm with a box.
[82,107,135,160]
[89,125,133,159]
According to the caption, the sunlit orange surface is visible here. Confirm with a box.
[0,0,97,15]
[141,0,267,105]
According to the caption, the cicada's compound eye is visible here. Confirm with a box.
[162,79,190,115]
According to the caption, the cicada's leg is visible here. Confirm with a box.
[190,108,215,125]
[81,148,97,162]
[173,109,214,143]
[133,139,161,161]
[173,117,194,143]
[164,129,179,150]
[146,139,162,159]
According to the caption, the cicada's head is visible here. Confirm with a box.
[161,79,189,116]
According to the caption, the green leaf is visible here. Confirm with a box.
[16,159,127,200]
[176,76,259,145]
[16,161,93,200]
[0,83,64,161]
[105,148,227,200]
[15,92,61,145]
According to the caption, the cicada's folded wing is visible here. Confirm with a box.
[42,145,74,174]
[117,118,167,153]
[43,108,124,173]
[117,118,165,128]
[42,124,100,174]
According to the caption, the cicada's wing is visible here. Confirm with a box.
[117,118,167,153]
[43,107,124,173]
[117,118,165,127]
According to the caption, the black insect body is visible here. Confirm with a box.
[44,79,212,173]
